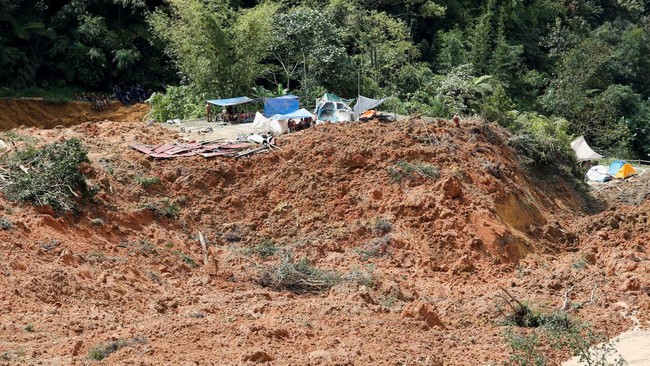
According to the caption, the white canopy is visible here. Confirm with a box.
[570,136,603,162]
[252,112,289,136]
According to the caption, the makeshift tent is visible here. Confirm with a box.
[269,108,313,121]
[207,96,254,107]
[353,95,387,116]
[570,136,603,162]
[314,93,353,123]
[585,165,611,182]
[252,112,289,136]
[263,95,300,117]
[608,160,637,179]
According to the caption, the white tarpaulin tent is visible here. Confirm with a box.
[585,165,611,182]
[253,112,289,135]
[570,136,603,162]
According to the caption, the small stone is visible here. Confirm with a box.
[71,340,83,356]
[623,278,640,291]
[309,350,332,363]
[439,176,463,199]
[242,349,274,363]
[402,300,444,328]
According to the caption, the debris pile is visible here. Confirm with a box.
[130,135,276,159]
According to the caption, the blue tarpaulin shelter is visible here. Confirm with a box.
[264,95,300,117]
[207,96,254,107]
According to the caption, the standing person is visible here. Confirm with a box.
[205,102,212,122]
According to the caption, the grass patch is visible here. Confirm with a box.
[1,139,93,212]
[572,256,588,270]
[388,160,439,183]
[24,324,34,332]
[356,236,391,261]
[136,175,161,188]
[88,336,147,361]
[119,239,157,256]
[175,250,198,268]
[245,238,278,259]
[1,131,38,144]
[256,254,341,293]
[373,217,392,235]
[142,199,180,219]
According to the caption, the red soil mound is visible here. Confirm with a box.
[0,118,645,365]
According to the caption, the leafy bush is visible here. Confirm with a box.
[146,85,204,122]
[507,112,578,174]
[500,294,625,366]
[2,139,93,212]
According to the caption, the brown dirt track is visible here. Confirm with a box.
[0,101,646,365]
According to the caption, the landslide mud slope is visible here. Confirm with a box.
[0,99,148,130]
[0,117,646,365]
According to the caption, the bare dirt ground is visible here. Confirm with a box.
[0,99,148,130]
[160,119,261,142]
[0,101,646,365]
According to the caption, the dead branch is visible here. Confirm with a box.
[198,231,208,266]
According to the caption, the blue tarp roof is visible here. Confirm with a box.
[270,108,313,120]
[264,95,300,117]
[207,96,254,107]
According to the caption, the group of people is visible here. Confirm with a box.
[205,103,252,123]
[288,117,313,132]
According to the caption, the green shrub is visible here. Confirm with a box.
[146,85,204,122]
[246,238,278,259]
[503,328,547,366]
[507,112,578,174]
[142,199,179,219]
[500,295,625,366]
[2,139,93,212]
[88,336,147,361]
[388,160,440,183]
[136,175,161,188]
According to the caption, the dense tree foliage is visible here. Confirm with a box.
[1,0,649,159]
[0,0,174,91]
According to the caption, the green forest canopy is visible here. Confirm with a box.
[1,0,649,159]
